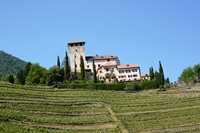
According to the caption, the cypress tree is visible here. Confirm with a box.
[74,61,77,76]
[80,55,85,80]
[154,71,160,88]
[64,51,70,81]
[149,66,154,80]
[92,57,97,83]
[159,61,165,86]
[57,56,60,68]
[165,77,170,84]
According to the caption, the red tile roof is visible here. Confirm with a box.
[102,62,116,67]
[141,74,150,77]
[117,64,139,69]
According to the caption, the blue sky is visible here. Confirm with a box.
[1,0,200,82]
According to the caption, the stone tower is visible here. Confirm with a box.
[68,40,86,72]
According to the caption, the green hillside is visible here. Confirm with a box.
[0,82,200,132]
[0,51,27,77]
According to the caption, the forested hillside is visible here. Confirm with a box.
[0,51,27,77]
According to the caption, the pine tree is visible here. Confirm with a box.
[64,51,70,81]
[149,66,154,80]
[57,56,60,68]
[92,57,97,83]
[80,55,85,80]
[159,61,165,86]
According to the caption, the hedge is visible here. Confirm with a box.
[57,82,125,91]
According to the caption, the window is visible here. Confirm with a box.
[132,69,137,72]
[125,70,131,73]
[75,44,78,46]
[80,43,82,46]
[107,59,110,61]
[100,71,102,73]
[133,74,138,77]
[106,68,109,72]
[87,65,89,68]
[98,64,101,67]
[76,50,78,52]
[128,75,132,78]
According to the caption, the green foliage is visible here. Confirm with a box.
[194,64,200,82]
[164,83,171,89]
[140,79,158,89]
[165,77,170,84]
[159,85,166,91]
[1,82,200,132]
[46,66,62,86]
[178,67,196,84]
[80,55,85,80]
[57,82,125,91]
[92,57,97,83]
[57,55,60,68]
[25,63,47,85]
[126,82,141,92]
[4,74,15,84]
[0,51,27,77]
[159,61,165,86]
[64,51,70,81]
[149,66,154,80]
[16,62,32,85]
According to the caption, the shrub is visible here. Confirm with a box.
[164,83,171,89]
[140,79,158,89]
[159,85,166,91]
[56,82,125,91]
[125,82,141,92]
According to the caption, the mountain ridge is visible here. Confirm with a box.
[0,50,28,77]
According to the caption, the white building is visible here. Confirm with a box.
[141,74,150,80]
[67,40,143,82]
[85,55,120,80]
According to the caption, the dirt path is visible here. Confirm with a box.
[105,104,129,133]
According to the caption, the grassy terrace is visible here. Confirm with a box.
[0,82,200,132]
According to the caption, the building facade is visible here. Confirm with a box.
[67,40,147,82]
[68,40,86,72]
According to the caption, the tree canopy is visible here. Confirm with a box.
[0,51,27,77]
[178,64,200,84]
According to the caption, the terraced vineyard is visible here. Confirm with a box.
[0,82,200,133]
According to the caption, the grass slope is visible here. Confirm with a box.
[0,82,200,132]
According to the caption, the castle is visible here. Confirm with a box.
[68,40,149,82]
